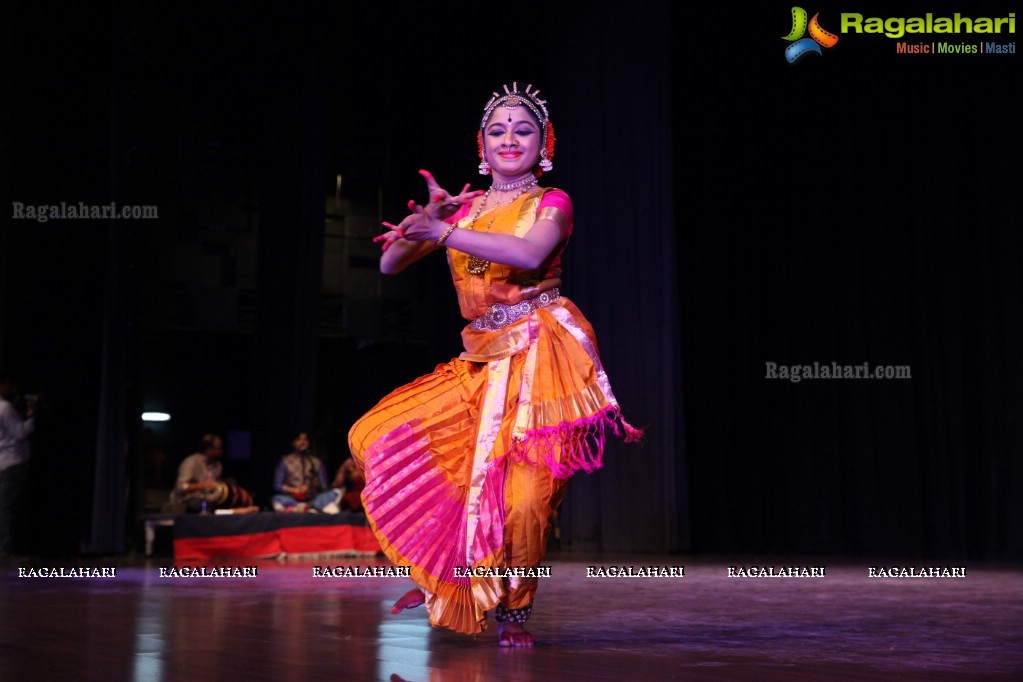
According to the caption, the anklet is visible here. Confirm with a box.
[494,602,532,624]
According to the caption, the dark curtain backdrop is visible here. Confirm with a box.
[7,6,112,556]
[679,4,1022,560]
[5,1,1020,559]
[250,3,329,505]
[546,1,685,552]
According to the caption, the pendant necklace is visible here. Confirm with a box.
[465,178,538,276]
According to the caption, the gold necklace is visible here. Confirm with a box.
[465,181,537,276]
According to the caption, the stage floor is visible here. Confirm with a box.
[1,554,1020,681]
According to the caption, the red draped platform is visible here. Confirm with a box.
[172,511,380,559]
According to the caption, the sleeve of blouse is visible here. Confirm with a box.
[537,189,574,237]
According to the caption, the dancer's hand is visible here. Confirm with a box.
[419,169,483,221]
[378,199,435,244]
[373,225,404,252]
[375,171,482,250]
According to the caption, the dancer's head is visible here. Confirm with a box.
[477,82,555,178]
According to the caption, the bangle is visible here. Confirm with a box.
[436,223,457,246]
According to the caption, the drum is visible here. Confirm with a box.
[205,481,254,509]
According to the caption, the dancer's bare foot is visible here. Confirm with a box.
[497,621,535,647]
[389,588,425,614]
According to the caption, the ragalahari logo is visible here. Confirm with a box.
[783,7,839,63]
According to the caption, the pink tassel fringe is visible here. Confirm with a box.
[507,406,644,479]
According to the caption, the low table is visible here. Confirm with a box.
[142,514,178,557]
[172,511,380,559]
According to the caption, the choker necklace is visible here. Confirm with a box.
[491,175,538,192]
[464,183,537,276]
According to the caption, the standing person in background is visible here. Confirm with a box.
[0,369,37,559]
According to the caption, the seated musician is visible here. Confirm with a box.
[170,433,252,512]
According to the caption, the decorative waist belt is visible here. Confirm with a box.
[470,288,560,331]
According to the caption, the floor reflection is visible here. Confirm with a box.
[0,556,1020,681]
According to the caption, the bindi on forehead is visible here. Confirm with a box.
[499,106,520,123]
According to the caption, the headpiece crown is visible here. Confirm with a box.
[481,82,549,128]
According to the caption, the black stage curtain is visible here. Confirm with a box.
[8,2,1018,560]
[679,5,1022,559]
[250,3,329,503]
[84,8,130,555]
[7,6,113,557]
[546,0,687,552]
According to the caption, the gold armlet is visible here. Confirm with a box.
[537,206,566,227]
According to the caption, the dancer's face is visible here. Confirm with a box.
[483,106,541,179]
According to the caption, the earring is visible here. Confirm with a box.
[539,152,553,173]
[476,130,491,175]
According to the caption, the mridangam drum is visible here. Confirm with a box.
[205,481,253,509]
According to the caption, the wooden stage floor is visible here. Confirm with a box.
[1,554,1020,681]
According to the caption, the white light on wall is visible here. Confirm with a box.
[141,412,171,422]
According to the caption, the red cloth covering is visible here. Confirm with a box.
[173,512,379,559]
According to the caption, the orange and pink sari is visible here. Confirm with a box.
[348,187,640,634]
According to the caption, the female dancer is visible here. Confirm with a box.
[349,83,641,646]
